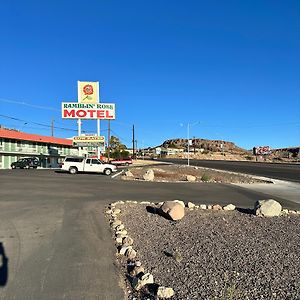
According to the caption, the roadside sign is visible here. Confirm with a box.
[254,146,271,155]
[73,135,105,147]
[62,102,115,119]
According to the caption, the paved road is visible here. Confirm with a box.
[0,169,299,300]
[158,158,300,183]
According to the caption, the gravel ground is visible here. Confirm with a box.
[114,204,300,300]
[124,165,269,184]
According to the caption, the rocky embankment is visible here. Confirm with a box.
[161,138,249,155]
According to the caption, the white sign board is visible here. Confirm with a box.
[62,102,115,119]
[73,135,105,147]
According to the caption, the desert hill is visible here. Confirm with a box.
[161,138,249,155]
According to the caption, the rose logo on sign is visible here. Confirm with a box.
[82,84,94,102]
[83,84,93,95]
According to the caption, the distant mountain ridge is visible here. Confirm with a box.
[161,138,249,154]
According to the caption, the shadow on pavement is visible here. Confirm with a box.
[0,242,8,287]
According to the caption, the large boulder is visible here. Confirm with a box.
[161,201,185,220]
[254,199,282,217]
[143,169,155,181]
[186,175,196,182]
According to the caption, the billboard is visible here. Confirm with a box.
[254,146,271,155]
[73,135,105,147]
[62,102,115,119]
[78,81,99,104]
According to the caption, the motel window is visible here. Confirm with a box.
[17,141,21,147]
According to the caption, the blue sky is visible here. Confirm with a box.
[0,0,299,150]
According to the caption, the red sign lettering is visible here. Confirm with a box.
[97,110,105,118]
[63,110,75,118]
[77,110,87,118]
[105,110,114,119]
[63,108,115,119]
[87,110,96,118]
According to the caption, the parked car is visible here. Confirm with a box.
[109,158,133,166]
[60,156,118,175]
[11,157,40,169]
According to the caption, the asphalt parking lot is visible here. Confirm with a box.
[0,169,299,300]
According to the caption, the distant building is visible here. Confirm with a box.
[0,128,78,169]
[165,147,184,155]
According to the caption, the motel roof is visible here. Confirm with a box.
[0,128,73,146]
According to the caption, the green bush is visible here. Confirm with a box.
[201,174,211,182]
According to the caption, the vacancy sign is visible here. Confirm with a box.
[73,135,105,147]
[62,102,115,119]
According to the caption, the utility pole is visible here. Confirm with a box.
[132,124,135,159]
[187,123,190,166]
[51,118,54,137]
[107,120,111,161]
[135,140,138,157]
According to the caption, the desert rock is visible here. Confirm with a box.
[132,273,154,290]
[161,201,185,220]
[186,175,196,182]
[255,199,282,217]
[223,204,236,211]
[157,286,175,298]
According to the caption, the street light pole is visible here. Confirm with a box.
[187,123,190,166]
[186,121,200,166]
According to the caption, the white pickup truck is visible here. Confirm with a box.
[61,156,118,175]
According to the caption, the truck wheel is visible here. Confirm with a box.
[125,162,129,166]
[104,168,112,176]
[69,167,78,174]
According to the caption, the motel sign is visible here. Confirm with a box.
[61,102,115,120]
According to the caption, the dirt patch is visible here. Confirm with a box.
[123,164,268,184]
[113,203,300,300]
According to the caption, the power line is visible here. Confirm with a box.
[0,114,78,132]
[0,98,60,111]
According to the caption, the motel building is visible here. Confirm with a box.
[0,127,79,169]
